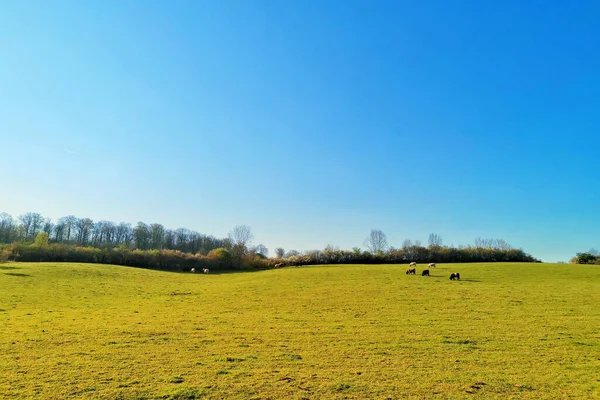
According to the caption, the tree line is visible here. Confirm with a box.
[272,230,539,266]
[570,249,600,265]
[0,212,230,254]
[0,212,540,270]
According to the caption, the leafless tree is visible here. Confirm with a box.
[115,222,132,245]
[59,215,77,242]
[42,219,53,237]
[474,237,512,250]
[74,218,94,244]
[254,244,268,258]
[428,233,443,248]
[102,221,116,246]
[0,213,15,242]
[494,239,512,251]
[324,244,340,252]
[364,229,388,255]
[285,249,299,258]
[150,223,165,249]
[19,212,44,239]
[229,225,254,257]
[229,225,253,245]
[275,247,285,258]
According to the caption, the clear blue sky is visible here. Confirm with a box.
[2,1,599,262]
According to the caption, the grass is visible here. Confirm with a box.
[1,261,599,399]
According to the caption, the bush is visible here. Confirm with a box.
[34,232,49,247]
[0,248,8,263]
[573,253,600,264]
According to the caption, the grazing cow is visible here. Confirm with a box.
[190,268,196,273]
[456,272,460,280]
[409,262,417,267]
[406,268,416,275]
[422,269,430,277]
[450,272,461,280]
[202,268,209,274]
[274,263,282,268]
[428,263,436,268]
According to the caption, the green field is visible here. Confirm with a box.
[1,262,599,399]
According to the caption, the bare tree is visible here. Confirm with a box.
[174,228,194,251]
[285,249,299,258]
[254,244,268,258]
[324,244,340,252]
[229,225,253,246]
[401,239,412,250]
[42,219,53,236]
[274,247,285,258]
[474,237,511,250]
[228,225,254,257]
[59,215,77,242]
[74,218,94,244]
[428,233,442,248]
[0,213,15,243]
[115,222,132,246]
[102,221,116,246]
[150,223,165,249]
[364,229,388,255]
[164,229,175,249]
[19,212,44,239]
[494,239,512,251]
[134,222,150,250]
[91,221,104,245]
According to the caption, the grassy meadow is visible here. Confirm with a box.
[1,261,599,399]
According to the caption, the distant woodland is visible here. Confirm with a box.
[1,212,542,270]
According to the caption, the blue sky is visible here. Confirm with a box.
[2,0,599,261]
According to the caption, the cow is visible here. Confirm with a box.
[274,263,283,268]
[190,268,196,273]
[422,269,430,277]
[202,268,209,274]
[406,268,416,275]
[409,262,417,267]
[450,272,461,280]
[428,263,436,268]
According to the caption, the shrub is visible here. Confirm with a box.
[34,232,49,247]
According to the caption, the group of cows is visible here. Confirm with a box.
[190,263,459,279]
[406,262,460,280]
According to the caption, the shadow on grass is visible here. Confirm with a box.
[4,272,31,277]
[0,266,21,270]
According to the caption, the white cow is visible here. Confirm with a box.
[428,263,436,268]
[409,262,417,267]
[202,268,210,274]
[190,268,196,273]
